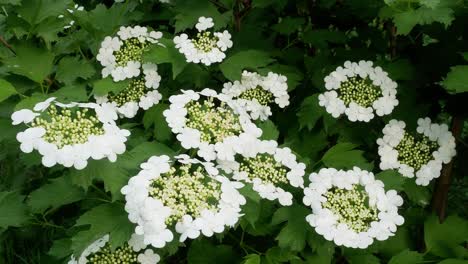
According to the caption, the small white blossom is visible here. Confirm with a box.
[163,89,262,161]
[173,16,232,66]
[320,60,398,122]
[303,167,404,248]
[121,155,245,248]
[222,71,290,121]
[11,98,129,170]
[97,26,163,82]
[377,118,456,186]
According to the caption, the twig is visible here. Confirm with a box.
[234,0,252,32]
[0,35,15,54]
[431,116,464,222]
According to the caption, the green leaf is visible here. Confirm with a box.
[442,65,468,94]
[50,85,88,102]
[142,104,173,142]
[322,143,372,170]
[187,240,238,264]
[220,50,275,81]
[403,180,430,207]
[92,77,130,97]
[56,56,95,84]
[173,0,228,33]
[18,0,71,25]
[393,7,455,35]
[143,38,188,79]
[119,141,175,170]
[438,260,468,264]
[297,94,324,130]
[388,250,424,264]
[302,29,347,48]
[272,205,312,252]
[256,120,279,141]
[2,44,54,83]
[0,191,29,228]
[272,17,305,35]
[346,254,380,264]
[0,79,17,103]
[69,159,128,201]
[27,176,85,213]
[243,254,261,264]
[71,203,134,254]
[375,170,406,191]
[48,238,73,259]
[425,215,468,258]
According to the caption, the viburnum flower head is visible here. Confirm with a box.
[94,63,162,118]
[173,16,233,66]
[67,233,160,264]
[318,60,398,122]
[217,136,305,205]
[377,118,456,186]
[97,26,163,81]
[303,167,404,249]
[121,155,246,248]
[163,88,262,161]
[11,97,130,170]
[222,71,290,121]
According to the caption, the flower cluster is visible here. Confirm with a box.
[11,98,130,170]
[67,234,160,264]
[174,17,233,65]
[97,26,163,81]
[121,155,245,248]
[319,60,398,122]
[303,167,404,248]
[377,118,456,186]
[222,71,290,120]
[95,63,162,118]
[163,89,262,161]
[218,136,305,205]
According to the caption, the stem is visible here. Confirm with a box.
[234,0,252,32]
[431,116,463,222]
[0,35,15,54]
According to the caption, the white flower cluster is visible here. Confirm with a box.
[303,167,404,248]
[163,88,262,161]
[218,135,305,205]
[67,234,160,264]
[97,26,163,81]
[121,155,246,248]
[377,118,456,186]
[319,60,398,122]
[222,71,290,121]
[11,98,130,170]
[174,16,233,65]
[94,63,162,118]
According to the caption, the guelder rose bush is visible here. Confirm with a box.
[0,1,466,264]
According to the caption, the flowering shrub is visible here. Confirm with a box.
[0,0,467,264]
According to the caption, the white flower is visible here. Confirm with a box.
[137,249,160,264]
[303,167,404,248]
[122,155,245,248]
[97,26,163,82]
[11,109,39,125]
[377,118,456,186]
[173,17,232,65]
[196,16,214,31]
[164,89,261,161]
[217,137,305,206]
[320,60,398,122]
[11,99,130,170]
[221,71,289,121]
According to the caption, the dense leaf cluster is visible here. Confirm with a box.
[0,0,467,263]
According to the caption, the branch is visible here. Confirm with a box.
[431,116,464,222]
[0,35,15,55]
[234,0,252,32]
